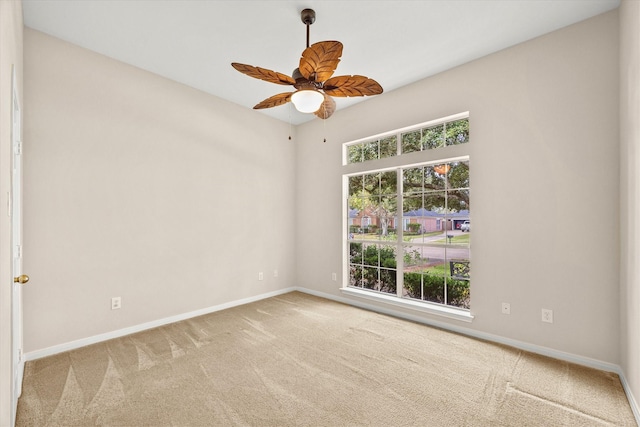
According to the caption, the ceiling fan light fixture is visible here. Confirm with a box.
[291,89,324,113]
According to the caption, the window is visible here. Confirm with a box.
[344,114,470,314]
[402,161,470,309]
[401,118,469,154]
[347,135,398,164]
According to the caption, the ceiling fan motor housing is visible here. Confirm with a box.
[292,68,321,89]
[300,9,316,25]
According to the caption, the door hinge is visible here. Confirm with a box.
[15,141,21,155]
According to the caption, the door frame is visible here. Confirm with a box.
[10,64,24,426]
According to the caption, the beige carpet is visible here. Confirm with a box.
[16,291,636,426]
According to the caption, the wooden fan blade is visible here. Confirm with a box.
[299,41,343,83]
[253,92,293,109]
[232,63,296,86]
[323,75,383,97]
[314,93,336,119]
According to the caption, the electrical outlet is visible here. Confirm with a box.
[258,272,264,281]
[332,272,337,281]
[501,303,511,315]
[111,297,121,310]
[542,308,553,323]
[274,270,278,278]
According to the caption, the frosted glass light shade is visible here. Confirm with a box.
[291,90,324,113]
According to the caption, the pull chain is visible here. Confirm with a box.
[323,115,326,143]
[288,104,292,140]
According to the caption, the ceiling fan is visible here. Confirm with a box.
[231,8,383,120]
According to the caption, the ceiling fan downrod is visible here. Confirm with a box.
[300,8,316,48]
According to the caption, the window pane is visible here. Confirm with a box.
[403,272,422,299]
[379,268,397,295]
[363,267,378,289]
[421,246,446,277]
[375,197,396,236]
[423,273,445,304]
[447,277,470,309]
[347,144,362,164]
[448,189,470,213]
[403,167,423,194]
[445,119,469,146]
[403,246,424,270]
[420,244,447,304]
[422,124,444,150]
[348,210,360,238]
[380,245,396,269]
[363,140,378,161]
[348,175,363,197]
[380,136,397,159]
[350,265,363,287]
[449,161,469,189]
[424,191,446,212]
[424,166,447,192]
[448,257,470,280]
[362,243,379,267]
[350,242,363,264]
[363,173,379,193]
[379,171,397,195]
[403,244,446,302]
[403,195,423,215]
[401,130,421,154]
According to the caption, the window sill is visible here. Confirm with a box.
[340,287,474,323]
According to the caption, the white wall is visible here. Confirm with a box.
[620,0,640,411]
[295,12,620,364]
[0,1,23,424]
[22,29,296,353]
[19,0,631,388]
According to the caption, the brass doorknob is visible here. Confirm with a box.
[14,275,29,284]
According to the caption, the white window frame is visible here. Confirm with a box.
[341,112,473,322]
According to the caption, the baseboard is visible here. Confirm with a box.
[22,285,640,425]
[297,287,620,371]
[618,373,640,425]
[24,287,297,362]
[296,287,640,425]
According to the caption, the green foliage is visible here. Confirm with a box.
[350,242,362,264]
[350,244,397,294]
[367,225,378,233]
[403,248,422,266]
[401,130,421,153]
[407,223,421,233]
[422,124,444,150]
[447,277,470,308]
[349,171,398,236]
[348,136,398,164]
[380,136,397,158]
[445,119,469,146]
[403,272,470,309]
[400,118,468,154]
[402,161,470,212]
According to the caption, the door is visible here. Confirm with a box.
[11,65,27,425]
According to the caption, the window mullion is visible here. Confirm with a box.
[396,168,403,298]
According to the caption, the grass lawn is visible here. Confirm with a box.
[351,230,446,243]
[433,233,470,244]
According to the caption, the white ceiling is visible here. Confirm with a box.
[22,0,619,125]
